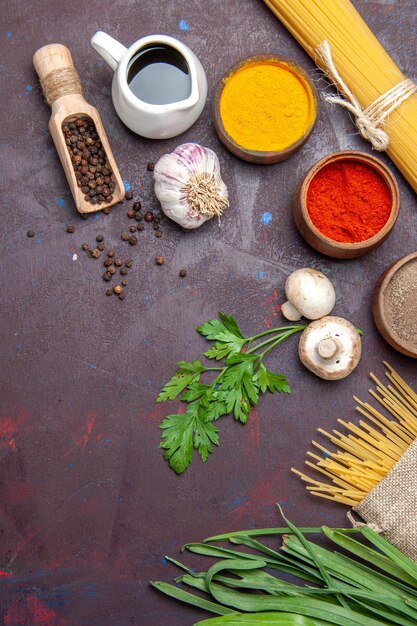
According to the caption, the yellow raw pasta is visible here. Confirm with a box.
[263,0,417,193]
[293,364,417,506]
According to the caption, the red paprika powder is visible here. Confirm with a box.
[306,160,392,243]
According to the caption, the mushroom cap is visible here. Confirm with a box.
[284,268,335,320]
[299,316,361,380]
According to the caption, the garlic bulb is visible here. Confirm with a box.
[153,143,229,229]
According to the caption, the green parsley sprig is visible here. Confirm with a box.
[157,312,306,474]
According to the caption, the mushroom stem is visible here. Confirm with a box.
[317,338,340,360]
[281,300,302,321]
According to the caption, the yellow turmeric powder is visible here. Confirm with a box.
[219,59,315,152]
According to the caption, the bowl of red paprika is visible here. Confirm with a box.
[293,151,399,259]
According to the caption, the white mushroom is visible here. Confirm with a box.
[281,268,336,321]
[298,316,361,380]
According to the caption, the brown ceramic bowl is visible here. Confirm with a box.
[372,251,417,358]
[293,151,400,259]
[212,55,317,164]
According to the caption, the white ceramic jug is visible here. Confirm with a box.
[91,31,207,139]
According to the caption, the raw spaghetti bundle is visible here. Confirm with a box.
[263,0,417,194]
[294,363,417,560]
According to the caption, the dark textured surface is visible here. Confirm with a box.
[1,1,416,624]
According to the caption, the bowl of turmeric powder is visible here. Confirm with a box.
[293,151,400,259]
[212,55,317,164]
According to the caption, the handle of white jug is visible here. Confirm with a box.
[91,31,127,72]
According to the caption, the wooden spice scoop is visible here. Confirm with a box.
[33,44,124,214]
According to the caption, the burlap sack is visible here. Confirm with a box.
[352,438,417,561]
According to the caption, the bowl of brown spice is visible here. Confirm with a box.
[373,251,417,358]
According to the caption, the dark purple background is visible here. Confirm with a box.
[1,0,416,624]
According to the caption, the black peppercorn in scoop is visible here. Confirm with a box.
[33,44,124,214]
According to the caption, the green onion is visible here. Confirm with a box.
[196,614,330,625]
[321,527,417,588]
[150,581,235,615]
[204,527,360,542]
[360,525,417,585]
[151,515,417,626]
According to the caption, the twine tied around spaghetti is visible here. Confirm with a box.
[347,510,384,534]
[40,67,83,106]
[316,40,417,151]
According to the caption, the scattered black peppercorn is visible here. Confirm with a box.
[147,162,155,171]
[75,180,159,299]
[80,213,88,220]
[102,207,111,215]
[179,269,187,277]
[66,225,75,233]
[27,229,35,237]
